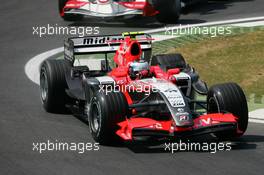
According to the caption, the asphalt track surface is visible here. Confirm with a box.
[0,0,264,174]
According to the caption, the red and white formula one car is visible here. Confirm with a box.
[40,32,248,145]
[58,0,183,23]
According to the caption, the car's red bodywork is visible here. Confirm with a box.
[104,35,240,141]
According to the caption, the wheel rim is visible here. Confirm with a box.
[90,103,100,133]
[40,71,48,101]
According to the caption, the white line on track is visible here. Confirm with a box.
[144,16,264,34]
[249,109,264,124]
[24,47,63,84]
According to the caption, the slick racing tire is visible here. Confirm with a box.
[88,91,128,145]
[153,0,181,23]
[151,53,187,71]
[207,83,248,139]
[58,0,84,21]
[40,59,71,113]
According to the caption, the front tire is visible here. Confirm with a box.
[88,91,128,145]
[207,83,248,139]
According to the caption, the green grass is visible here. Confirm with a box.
[153,29,264,110]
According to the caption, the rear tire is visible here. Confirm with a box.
[40,59,70,113]
[207,83,248,139]
[58,0,84,21]
[153,0,181,23]
[151,53,187,71]
[88,91,128,145]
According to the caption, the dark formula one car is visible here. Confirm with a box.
[59,0,204,23]
[40,32,248,145]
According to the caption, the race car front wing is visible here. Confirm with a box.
[116,113,239,140]
[63,0,157,17]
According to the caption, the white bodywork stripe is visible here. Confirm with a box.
[95,76,115,84]
[139,78,186,107]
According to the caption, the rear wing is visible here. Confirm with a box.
[64,33,152,63]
